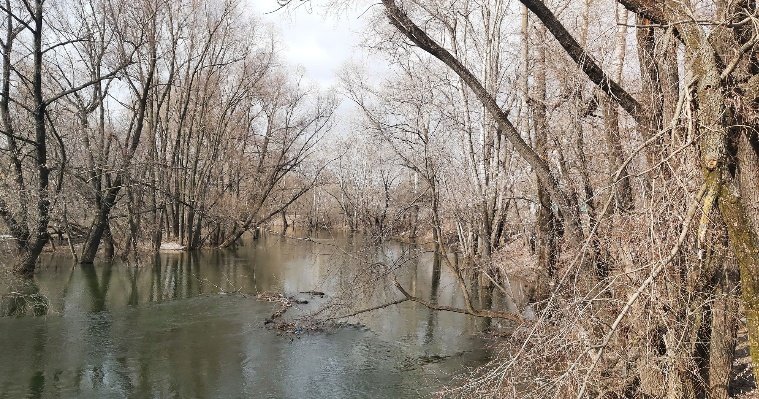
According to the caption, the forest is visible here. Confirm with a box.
[2,0,759,397]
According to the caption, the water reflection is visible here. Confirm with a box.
[81,263,112,312]
[424,252,442,345]
[0,232,489,398]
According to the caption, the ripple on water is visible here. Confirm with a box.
[0,234,490,398]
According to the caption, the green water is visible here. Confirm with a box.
[0,232,489,398]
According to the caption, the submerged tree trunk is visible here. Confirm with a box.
[80,199,115,264]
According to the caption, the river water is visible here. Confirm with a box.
[0,232,490,398]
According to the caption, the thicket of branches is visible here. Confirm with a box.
[278,0,759,397]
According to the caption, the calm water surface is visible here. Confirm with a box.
[0,232,490,398]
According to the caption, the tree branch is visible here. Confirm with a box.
[393,278,524,322]
[519,0,643,123]
[323,298,411,321]
[43,60,130,106]
[380,0,584,245]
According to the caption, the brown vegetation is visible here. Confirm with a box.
[282,0,759,397]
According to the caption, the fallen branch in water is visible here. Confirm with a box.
[256,291,325,335]
[299,290,326,297]
[257,292,309,325]
[323,297,410,321]
[393,278,525,322]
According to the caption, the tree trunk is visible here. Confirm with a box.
[13,1,49,277]
[531,25,560,297]
[80,209,110,264]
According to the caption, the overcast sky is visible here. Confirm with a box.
[246,1,373,89]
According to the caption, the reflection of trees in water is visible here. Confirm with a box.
[127,265,139,306]
[42,249,258,307]
[81,263,119,393]
[340,240,403,310]
[1,256,242,396]
[27,316,49,398]
[462,259,495,331]
[151,254,186,301]
[1,278,49,317]
[81,263,112,312]
[0,235,485,398]
[67,263,142,396]
[145,250,254,303]
[423,252,442,344]
[149,253,193,301]
[149,254,163,302]
[170,255,180,299]
[27,370,44,399]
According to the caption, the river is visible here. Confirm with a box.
[0,231,491,398]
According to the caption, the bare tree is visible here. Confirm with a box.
[0,0,131,276]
